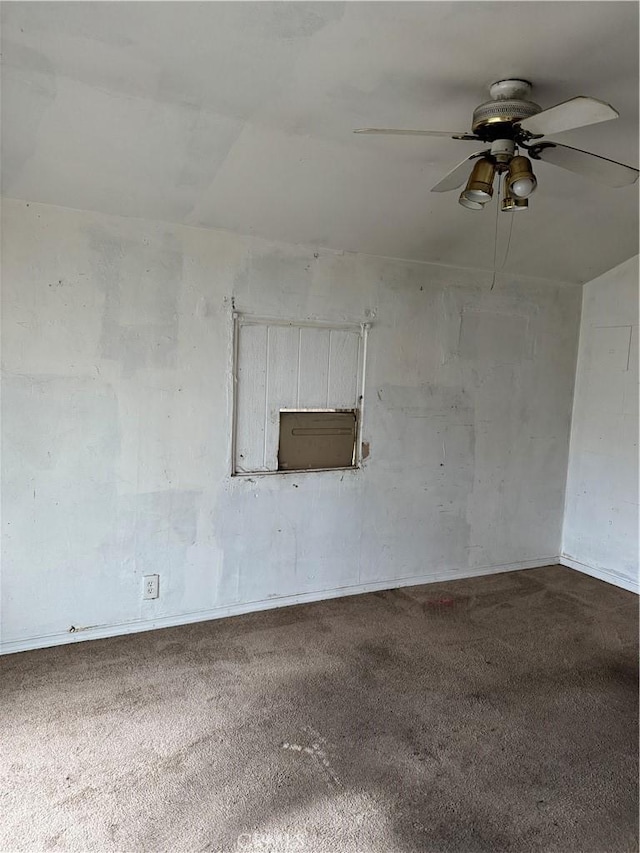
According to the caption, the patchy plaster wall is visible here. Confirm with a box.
[1,199,581,652]
[562,255,639,593]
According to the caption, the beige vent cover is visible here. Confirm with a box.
[278,410,357,471]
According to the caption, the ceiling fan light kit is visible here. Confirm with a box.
[354,79,639,212]
[458,152,537,210]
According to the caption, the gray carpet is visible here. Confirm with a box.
[1,565,638,853]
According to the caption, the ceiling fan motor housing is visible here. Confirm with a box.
[472,99,542,136]
[472,80,541,139]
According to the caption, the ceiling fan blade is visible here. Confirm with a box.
[430,151,490,193]
[519,96,619,136]
[531,142,639,187]
[354,128,478,140]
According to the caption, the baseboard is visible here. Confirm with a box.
[560,555,639,594]
[1,556,558,656]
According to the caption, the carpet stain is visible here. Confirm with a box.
[282,726,341,790]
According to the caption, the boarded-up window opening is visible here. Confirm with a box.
[231,314,369,476]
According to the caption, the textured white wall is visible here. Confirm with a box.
[562,255,639,592]
[1,199,581,653]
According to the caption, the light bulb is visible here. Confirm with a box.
[459,193,485,210]
[510,177,535,198]
[464,188,492,202]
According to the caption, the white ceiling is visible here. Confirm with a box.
[2,1,638,283]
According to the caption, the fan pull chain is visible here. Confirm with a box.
[490,178,501,290]
[490,176,516,291]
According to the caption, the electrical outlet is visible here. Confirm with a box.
[143,574,159,600]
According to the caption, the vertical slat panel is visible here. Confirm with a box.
[235,323,268,472]
[328,330,360,406]
[298,327,331,407]
[234,319,365,474]
[264,325,300,469]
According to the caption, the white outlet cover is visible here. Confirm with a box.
[143,574,159,600]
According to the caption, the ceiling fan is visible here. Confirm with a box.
[354,80,639,211]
